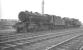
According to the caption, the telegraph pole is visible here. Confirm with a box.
[42,0,44,14]
[0,0,1,19]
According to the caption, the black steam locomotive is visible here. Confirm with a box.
[14,11,81,32]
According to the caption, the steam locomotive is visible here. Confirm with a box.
[14,11,81,32]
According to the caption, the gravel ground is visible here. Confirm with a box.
[3,29,83,50]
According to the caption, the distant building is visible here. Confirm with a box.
[0,19,18,29]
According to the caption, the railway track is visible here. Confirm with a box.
[0,28,83,50]
[0,33,72,50]
[0,28,83,42]
[46,34,83,50]
[1,28,83,43]
[25,32,83,50]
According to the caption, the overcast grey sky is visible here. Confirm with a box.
[1,0,83,22]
